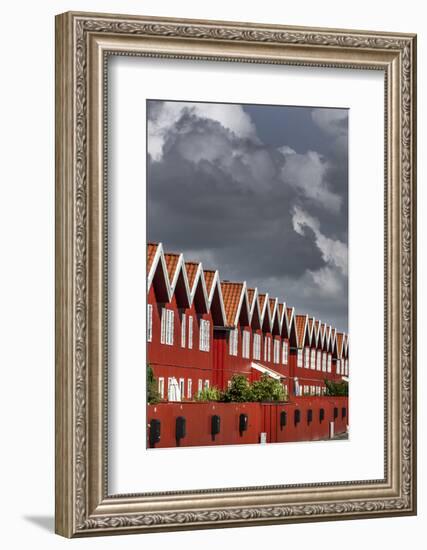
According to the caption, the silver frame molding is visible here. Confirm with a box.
[55,11,417,537]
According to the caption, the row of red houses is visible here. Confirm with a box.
[147,242,349,403]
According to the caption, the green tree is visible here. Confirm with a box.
[250,373,286,402]
[324,379,348,396]
[147,365,161,404]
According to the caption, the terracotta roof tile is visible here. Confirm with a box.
[203,270,216,294]
[258,293,267,312]
[277,303,284,320]
[295,315,307,348]
[147,243,158,273]
[307,317,314,337]
[269,298,276,318]
[247,288,256,309]
[220,282,244,327]
[163,253,180,284]
[185,261,199,289]
[336,332,344,356]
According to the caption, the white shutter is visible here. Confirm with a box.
[166,310,174,345]
[147,304,153,342]
[297,349,303,368]
[305,347,310,368]
[327,354,332,372]
[160,308,166,344]
[317,350,321,370]
[311,349,316,369]
[188,316,193,349]
[181,313,186,347]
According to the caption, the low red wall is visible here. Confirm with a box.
[147,397,348,449]
[147,402,262,448]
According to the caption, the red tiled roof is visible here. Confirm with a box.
[147,243,158,273]
[163,253,180,284]
[286,307,293,323]
[277,303,284,321]
[295,315,307,348]
[258,293,267,312]
[269,298,276,318]
[220,282,244,327]
[185,261,199,289]
[336,332,344,356]
[307,317,314,338]
[203,270,216,294]
[247,288,256,309]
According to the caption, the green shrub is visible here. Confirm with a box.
[147,365,161,404]
[324,379,348,396]
[194,386,222,402]
[250,373,286,402]
[221,374,252,402]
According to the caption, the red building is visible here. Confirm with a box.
[147,243,349,402]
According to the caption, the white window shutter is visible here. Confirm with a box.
[188,316,193,349]
[181,313,186,347]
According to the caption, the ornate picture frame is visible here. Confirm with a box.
[55,11,416,537]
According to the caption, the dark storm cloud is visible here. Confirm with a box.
[147,100,348,331]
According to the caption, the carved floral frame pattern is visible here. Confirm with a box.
[55,12,416,537]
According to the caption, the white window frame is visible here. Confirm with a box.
[327,353,332,373]
[161,308,174,346]
[204,379,210,389]
[188,315,193,349]
[179,377,185,399]
[198,379,203,393]
[282,340,288,365]
[304,347,310,368]
[273,339,280,364]
[158,377,165,399]
[310,348,316,369]
[316,350,322,371]
[242,330,251,359]
[336,359,341,374]
[147,304,153,342]
[322,352,327,372]
[264,336,271,362]
[229,328,238,356]
[199,319,210,352]
[253,333,261,360]
[187,379,192,399]
[181,313,186,348]
[297,349,303,368]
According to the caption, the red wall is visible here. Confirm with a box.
[147,397,348,449]
[147,402,262,448]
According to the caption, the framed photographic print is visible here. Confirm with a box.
[55,11,417,537]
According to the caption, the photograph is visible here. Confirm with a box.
[146,99,350,448]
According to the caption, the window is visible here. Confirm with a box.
[345,359,349,375]
[316,350,322,370]
[198,379,203,393]
[327,353,332,373]
[188,316,193,349]
[336,359,341,374]
[273,339,280,364]
[199,319,210,352]
[282,340,288,365]
[187,379,192,399]
[322,353,327,372]
[147,304,153,342]
[179,378,185,399]
[253,333,261,360]
[264,336,271,362]
[310,349,316,369]
[229,328,238,356]
[297,349,303,368]
[181,313,186,348]
[304,347,310,368]
[167,377,173,396]
[158,377,165,399]
[160,308,174,345]
[204,379,210,389]
[242,330,251,359]
[316,386,321,396]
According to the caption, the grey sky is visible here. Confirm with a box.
[147,100,348,332]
